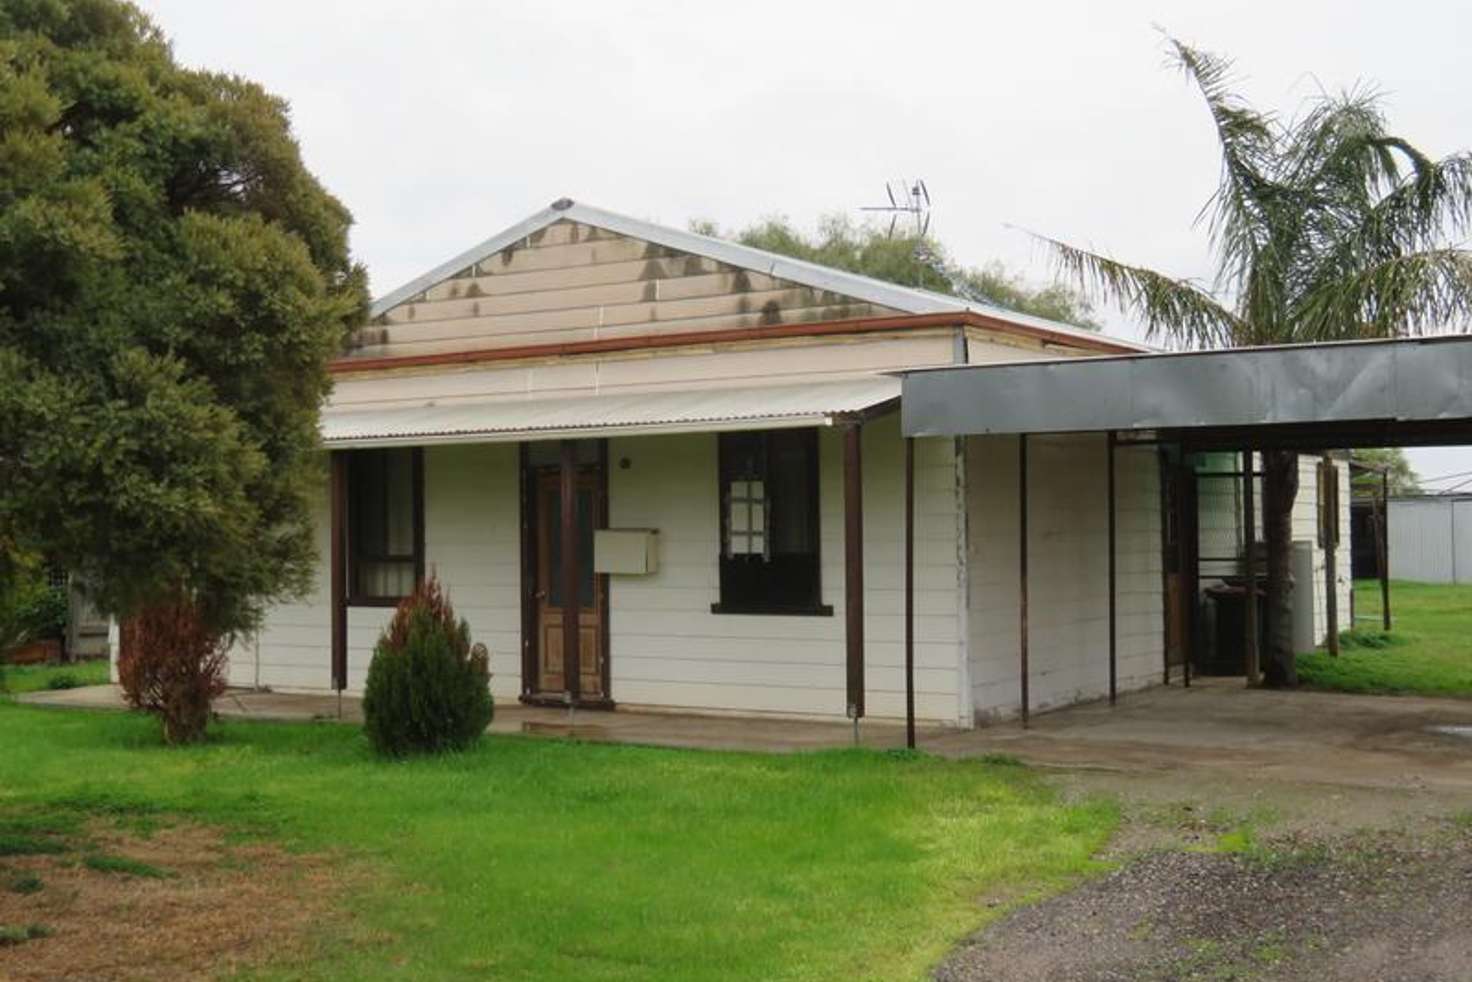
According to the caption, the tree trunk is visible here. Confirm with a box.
[1261,449,1299,687]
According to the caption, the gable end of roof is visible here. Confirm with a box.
[367,198,1144,353]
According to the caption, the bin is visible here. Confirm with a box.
[1200,581,1266,676]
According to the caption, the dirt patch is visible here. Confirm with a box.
[0,817,351,981]
[936,825,1472,981]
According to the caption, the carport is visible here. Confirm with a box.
[895,335,1472,741]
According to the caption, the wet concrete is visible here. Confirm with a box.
[926,678,1472,794]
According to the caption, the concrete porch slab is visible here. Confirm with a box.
[18,680,1472,793]
[14,685,935,752]
[17,684,366,723]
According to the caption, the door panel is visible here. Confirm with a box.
[534,470,604,700]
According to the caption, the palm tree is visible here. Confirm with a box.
[1040,38,1472,686]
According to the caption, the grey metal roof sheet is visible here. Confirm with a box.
[899,335,1472,438]
[368,198,1131,351]
[321,377,900,448]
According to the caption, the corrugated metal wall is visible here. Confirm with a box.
[1388,496,1472,583]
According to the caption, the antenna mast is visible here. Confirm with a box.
[859,180,986,302]
[861,179,931,240]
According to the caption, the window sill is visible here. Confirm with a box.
[346,597,406,608]
[709,603,834,617]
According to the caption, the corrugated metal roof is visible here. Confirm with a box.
[900,334,1472,438]
[321,377,900,448]
[368,198,1134,352]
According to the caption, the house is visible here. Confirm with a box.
[111,199,1351,725]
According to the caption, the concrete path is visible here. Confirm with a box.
[18,680,1472,792]
[927,677,1472,794]
[18,684,366,724]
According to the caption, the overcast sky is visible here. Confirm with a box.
[136,0,1472,484]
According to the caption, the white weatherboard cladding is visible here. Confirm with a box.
[1289,456,1352,644]
[327,332,1092,416]
[606,416,967,724]
[965,434,1163,721]
[224,445,525,701]
[363,202,1129,353]
[420,444,523,696]
[224,467,331,692]
[228,419,967,724]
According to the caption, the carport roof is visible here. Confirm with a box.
[898,335,1472,450]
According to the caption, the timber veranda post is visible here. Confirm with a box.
[842,422,865,743]
[1380,469,1391,632]
[1322,454,1341,658]
[1018,434,1030,727]
[1243,450,1259,686]
[329,451,348,700]
[1106,431,1117,706]
[903,436,916,750]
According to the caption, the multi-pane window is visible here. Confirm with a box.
[348,448,423,602]
[715,429,827,614]
[726,476,767,557]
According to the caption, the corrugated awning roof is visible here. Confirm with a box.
[898,335,1472,450]
[322,377,900,448]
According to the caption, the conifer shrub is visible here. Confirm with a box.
[362,575,492,757]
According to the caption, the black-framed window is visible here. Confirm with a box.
[348,448,423,604]
[713,429,829,615]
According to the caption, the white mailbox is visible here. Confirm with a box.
[594,529,659,575]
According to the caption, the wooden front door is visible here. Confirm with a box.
[534,470,604,700]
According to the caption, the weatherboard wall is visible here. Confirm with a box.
[328,331,959,411]
[1289,456,1353,645]
[345,220,903,361]
[218,420,968,724]
[221,446,525,700]
[964,434,1164,721]
[605,417,967,724]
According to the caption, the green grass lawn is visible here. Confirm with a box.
[1297,580,1472,696]
[0,703,1116,981]
[0,658,109,694]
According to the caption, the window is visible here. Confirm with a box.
[348,448,423,603]
[714,429,828,615]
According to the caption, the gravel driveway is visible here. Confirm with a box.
[936,826,1472,981]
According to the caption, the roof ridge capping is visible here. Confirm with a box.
[367,197,1146,352]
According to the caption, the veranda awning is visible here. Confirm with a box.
[321,377,900,448]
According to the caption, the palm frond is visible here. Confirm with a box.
[1037,232,1242,348]
[1294,248,1472,340]
[1286,87,1394,198]
[1164,36,1279,294]
[1297,152,1472,320]
[1361,150,1472,251]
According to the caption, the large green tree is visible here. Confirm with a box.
[0,0,367,635]
[694,214,1100,329]
[1042,39,1472,685]
[1351,448,1419,496]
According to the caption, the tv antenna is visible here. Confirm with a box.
[858,179,992,303]
[861,179,931,240]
